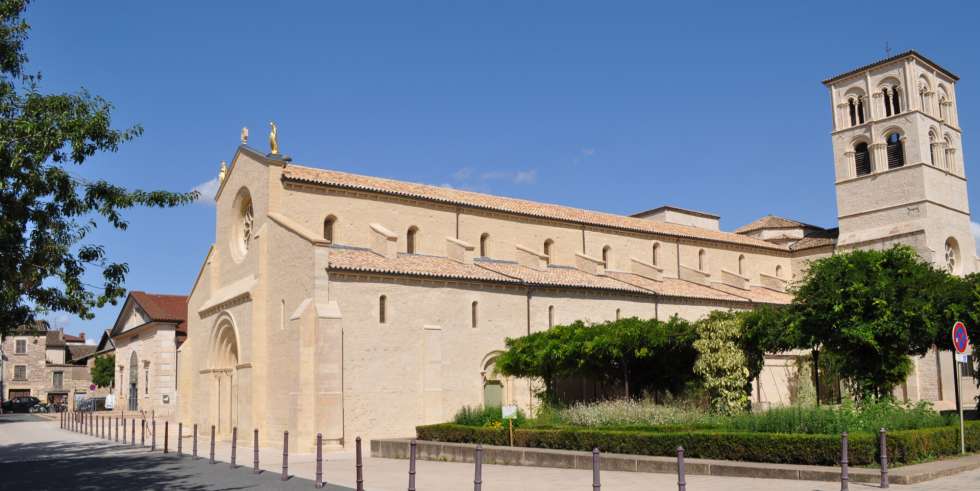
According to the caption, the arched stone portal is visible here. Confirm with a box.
[209,316,240,437]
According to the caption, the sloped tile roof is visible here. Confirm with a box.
[605,272,749,303]
[735,215,815,234]
[130,291,188,323]
[822,50,958,84]
[708,283,793,305]
[67,344,96,362]
[789,236,837,251]
[282,164,786,251]
[327,247,519,283]
[476,262,648,294]
[45,330,66,347]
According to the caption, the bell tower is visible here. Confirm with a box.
[824,51,975,274]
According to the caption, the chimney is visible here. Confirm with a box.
[445,237,475,265]
[369,223,398,259]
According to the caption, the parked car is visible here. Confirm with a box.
[2,396,41,413]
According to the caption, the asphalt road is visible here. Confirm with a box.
[0,413,352,490]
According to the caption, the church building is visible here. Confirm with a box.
[176,51,978,450]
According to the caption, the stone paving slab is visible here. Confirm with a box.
[372,437,980,485]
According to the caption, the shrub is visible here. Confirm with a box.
[452,405,526,428]
[417,421,980,466]
[554,399,713,428]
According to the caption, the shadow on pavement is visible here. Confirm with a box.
[0,440,353,491]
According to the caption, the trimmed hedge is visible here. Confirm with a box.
[417,421,980,466]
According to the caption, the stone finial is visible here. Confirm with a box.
[241,127,248,145]
[269,122,279,155]
[218,161,228,182]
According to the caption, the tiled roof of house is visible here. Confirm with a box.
[45,330,66,347]
[67,344,96,362]
[62,332,85,343]
[735,215,815,234]
[130,291,188,323]
[282,164,786,251]
[326,246,788,305]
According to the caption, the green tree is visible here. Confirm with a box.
[693,311,750,414]
[91,354,114,388]
[791,246,951,400]
[0,1,195,335]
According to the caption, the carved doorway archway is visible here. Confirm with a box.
[209,317,240,437]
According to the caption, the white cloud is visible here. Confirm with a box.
[971,221,980,255]
[85,337,97,346]
[477,169,537,185]
[513,170,537,184]
[192,177,220,205]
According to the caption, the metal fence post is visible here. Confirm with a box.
[177,423,183,455]
[164,421,169,454]
[880,428,889,488]
[841,432,849,491]
[151,419,156,451]
[474,444,483,491]
[193,424,199,458]
[408,439,417,491]
[592,447,601,491]
[253,429,260,474]
[281,431,289,481]
[115,417,119,442]
[141,419,146,447]
[316,433,323,488]
[231,427,237,468]
[356,436,364,491]
[131,418,135,446]
[677,446,686,491]
[210,425,216,464]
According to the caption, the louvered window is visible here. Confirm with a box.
[886,133,905,169]
[855,143,871,176]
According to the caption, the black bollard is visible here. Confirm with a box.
[253,429,260,474]
[880,428,889,488]
[177,423,183,455]
[115,418,119,442]
[164,421,169,454]
[193,424,199,458]
[131,418,136,446]
[281,431,289,481]
[316,433,323,488]
[141,419,146,447]
[152,419,156,451]
[210,425,216,464]
[841,432,849,491]
[474,444,483,491]
[677,446,686,491]
[122,418,127,444]
[592,447,601,491]
[408,439,417,491]
[231,427,237,468]
[356,436,364,491]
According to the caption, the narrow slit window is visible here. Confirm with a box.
[379,295,387,324]
[471,301,479,328]
[543,239,553,265]
[480,233,489,257]
[548,305,555,328]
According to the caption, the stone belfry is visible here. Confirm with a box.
[824,51,975,275]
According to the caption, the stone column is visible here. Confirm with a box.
[871,143,887,172]
[844,151,856,178]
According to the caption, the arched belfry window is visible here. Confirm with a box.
[543,239,554,265]
[855,142,871,176]
[698,249,706,272]
[848,98,857,126]
[857,98,865,124]
[886,133,905,169]
[323,215,336,243]
[479,233,489,257]
[602,245,611,268]
[406,226,418,254]
[883,88,893,116]
[892,86,901,114]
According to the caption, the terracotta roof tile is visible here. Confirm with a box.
[130,291,188,323]
[708,283,793,305]
[327,247,519,283]
[790,236,837,251]
[735,215,815,234]
[605,272,749,303]
[282,164,786,251]
[476,262,648,294]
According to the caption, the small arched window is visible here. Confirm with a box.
[892,86,901,114]
[883,88,893,117]
[548,305,555,328]
[775,265,783,278]
[886,133,905,169]
[848,98,857,126]
[602,245,611,268]
[471,301,479,328]
[698,249,706,272]
[939,96,949,121]
[855,142,871,176]
[543,239,554,265]
[615,308,621,321]
[406,226,418,254]
[929,131,938,166]
[479,233,490,257]
[379,295,387,324]
[652,242,660,266]
[323,215,336,243]
[738,255,745,276]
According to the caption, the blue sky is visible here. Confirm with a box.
[24,1,980,340]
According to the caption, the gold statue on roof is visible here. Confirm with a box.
[269,122,279,155]
[218,161,228,182]
[241,127,248,145]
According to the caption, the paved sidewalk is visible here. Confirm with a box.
[5,414,980,490]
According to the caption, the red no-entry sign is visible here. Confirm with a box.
[952,321,970,354]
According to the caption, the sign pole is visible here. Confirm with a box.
[953,350,965,455]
